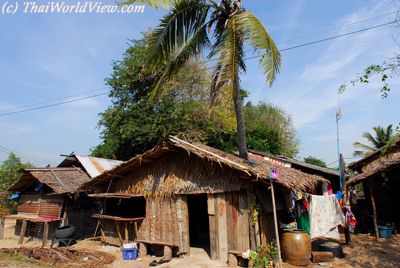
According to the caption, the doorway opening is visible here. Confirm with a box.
[187,194,210,253]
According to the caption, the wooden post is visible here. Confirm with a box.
[139,242,147,257]
[246,188,257,250]
[134,221,138,241]
[340,154,347,204]
[124,222,129,243]
[164,245,173,260]
[369,182,380,240]
[42,222,49,248]
[18,220,27,245]
[207,194,217,260]
[340,154,351,244]
[217,194,228,264]
[115,221,123,247]
[269,179,283,268]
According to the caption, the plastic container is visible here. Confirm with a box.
[378,225,393,238]
[122,248,137,260]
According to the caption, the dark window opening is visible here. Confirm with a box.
[187,194,210,251]
[105,197,146,218]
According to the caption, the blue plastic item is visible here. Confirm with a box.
[122,248,137,260]
[378,225,393,238]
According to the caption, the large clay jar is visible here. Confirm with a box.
[281,230,311,266]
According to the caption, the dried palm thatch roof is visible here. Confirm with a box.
[82,136,328,193]
[249,151,339,177]
[348,135,400,171]
[347,140,400,185]
[9,167,92,194]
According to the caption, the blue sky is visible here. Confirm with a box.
[0,0,399,167]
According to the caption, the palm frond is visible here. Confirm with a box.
[145,0,210,70]
[362,131,380,148]
[234,11,281,86]
[121,0,174,9]
[353,141,375,152]
[150,24,210,99]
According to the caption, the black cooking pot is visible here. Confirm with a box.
[320,241,344,258]
[54,225,76,239]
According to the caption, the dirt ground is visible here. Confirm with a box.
[0,233,399,267]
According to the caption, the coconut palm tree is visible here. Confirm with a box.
[353,124,395,156]
[130,0,281,159]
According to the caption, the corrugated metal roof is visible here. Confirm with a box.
[75,155,124,178]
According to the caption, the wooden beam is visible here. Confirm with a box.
[42,222,49,248]
[18,220,27,245]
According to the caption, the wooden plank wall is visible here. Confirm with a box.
[136,196,189,255]
[209,190,251,263]
[216,193,228,263]
[207,194,217,260]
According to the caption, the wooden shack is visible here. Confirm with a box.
[6,167,97,246]
[347,136,400,235]
[81,136,328,263]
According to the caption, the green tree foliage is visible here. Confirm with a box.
[132,0,281,159]
[244,102,298,157]
[304,156,327,168]
[92,37,235,160]
[92,36,297,160]
[353,124,396,156]
[0,153,34,217]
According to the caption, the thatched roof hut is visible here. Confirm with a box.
[347,136,400,237]
[347,136,400,185]
[83,136,327,195]
[80,137,329,264]
[6,165,99,246]
[9,167,92,194]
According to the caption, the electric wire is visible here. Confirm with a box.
[0,18,397,117]
[0,87,108,113]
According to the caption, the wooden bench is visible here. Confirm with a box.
[228,250,248,267]
[136,239,178,259]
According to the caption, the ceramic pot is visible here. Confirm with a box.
[281,230,311,266]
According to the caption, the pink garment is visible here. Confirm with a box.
[327,184,333,195]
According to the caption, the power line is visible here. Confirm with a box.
[276,10,398,45]
[0,145,49,165]
[0,92,108,117]
[0,87,107,113]
[0,18,396,117]
[198,19,398,72]
[189,10,399,66]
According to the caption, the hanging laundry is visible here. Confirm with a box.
[309,194,345,240]
[345,207,357,233]
[296,211,310,235]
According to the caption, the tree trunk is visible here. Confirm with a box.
[233,76,248,159]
